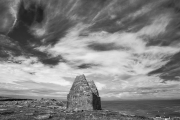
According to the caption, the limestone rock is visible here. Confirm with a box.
[34,114,52,120]
[67,74,101,111]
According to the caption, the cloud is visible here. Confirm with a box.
[95,82,106,90]
[138,14,171,37]
[32,21,180,99]
[1,0,180,100]
[0,56,71,87]
[0,0,19,34]
[42,23,179,77]
[100,80,180,100]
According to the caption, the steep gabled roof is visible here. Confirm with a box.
[70,74,90,91]
[87,79,99,96]
[69,74,99,96]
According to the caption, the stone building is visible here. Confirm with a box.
[67,74,101,111]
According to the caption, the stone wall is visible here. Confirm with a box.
[67,75,101,111]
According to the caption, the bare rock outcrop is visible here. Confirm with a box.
[67,74,101,111]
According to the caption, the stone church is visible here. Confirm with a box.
[67,74,101,111]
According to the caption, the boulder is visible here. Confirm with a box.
[34,114,52,120]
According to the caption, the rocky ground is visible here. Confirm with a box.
[2,98,180,120]
[0,98,180,120]
[0,98,155,120]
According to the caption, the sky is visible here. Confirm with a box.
[0,0,180,100]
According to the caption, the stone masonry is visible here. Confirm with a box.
[67,74,101,111]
